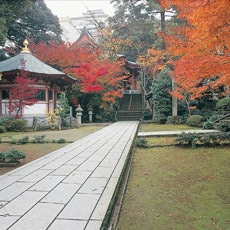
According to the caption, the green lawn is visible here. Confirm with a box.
[117,125,230,230]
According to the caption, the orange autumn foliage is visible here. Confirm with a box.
[159,0,230,97]
[96,26,134,61]
[137,48,171,76]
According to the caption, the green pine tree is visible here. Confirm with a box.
[152,67,172,123]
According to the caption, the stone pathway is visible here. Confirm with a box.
[0,121,139,230]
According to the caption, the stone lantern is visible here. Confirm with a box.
[76,104,83,127]
[88,106,93,123]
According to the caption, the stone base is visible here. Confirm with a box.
[0,161,19,167]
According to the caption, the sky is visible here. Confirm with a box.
[44,0,116,18]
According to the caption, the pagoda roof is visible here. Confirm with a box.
[73,27,98,49]
[0,52,65,76]
[117,54,141,70]
[0,40,76,83]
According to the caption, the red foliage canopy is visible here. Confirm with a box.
[9,59,39,117]
[31,40,126,104]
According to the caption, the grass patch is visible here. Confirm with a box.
[145,136,175,146]
[117,137,230,230]
[0,125,104,142]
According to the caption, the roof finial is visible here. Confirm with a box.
[21,39,31,53]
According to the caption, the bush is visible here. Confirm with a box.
[0,117,11,129]
[9,136,29,144]
[203,97,230,131]
[203,120,214,129]
[31,135,46,143]
[56,138,66,143]
[17,136,29,144]
[1,117,27,131]
[196,110,215,121]
[186,115,204,127]
[174,132,230,148]
[135,138,148,147]
[215,120,230,132]
[174,132,197,148]
[166,116,185,124]
[157,117,167,124]
[0,125,6,133]
[0,149,26,163]
[102,110,115,122]
[95,114,103,122]
[143,110,152,120]
[216,97,230,111]
[10,139,18,144]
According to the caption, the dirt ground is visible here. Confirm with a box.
[0,125,106,176]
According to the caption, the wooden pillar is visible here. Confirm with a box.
[133,73,137,90]
[0,89,2,115]
[45,85,49,113]
[53,86,57,111]
[52,88,55,112]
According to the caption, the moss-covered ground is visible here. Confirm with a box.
[117,124,230,230]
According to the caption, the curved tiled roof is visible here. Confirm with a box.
[0,52,66,76]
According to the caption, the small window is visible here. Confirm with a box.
[35,90,46,101]
[2,90,9,99]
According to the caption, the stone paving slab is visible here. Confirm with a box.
[0,121,139,230]
[138,129,220,137]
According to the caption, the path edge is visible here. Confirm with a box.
[101,122,140,230]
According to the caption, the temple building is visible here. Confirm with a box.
[73,28,144,120]
[0,40,76,125]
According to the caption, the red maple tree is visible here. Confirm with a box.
[74,59,126,103]
[30,40,126,105]
[9,59,39,117]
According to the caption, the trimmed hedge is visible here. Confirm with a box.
[174,132,230,148]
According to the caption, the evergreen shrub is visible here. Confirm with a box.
[166,116,185,124]
[0,149,26,163]
[203,120,214,129]
[216,97,230,110]
[152,67,172,124]
[135,138,148,147]
[186,115,204,127]
[215,120,230,132]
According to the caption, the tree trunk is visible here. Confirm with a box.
[171,77,178,116]
[160,10,166,50]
